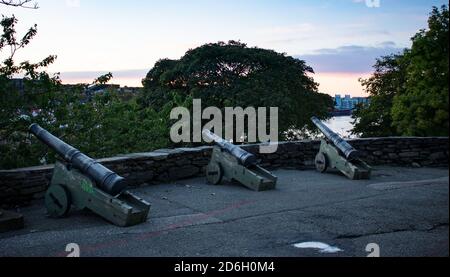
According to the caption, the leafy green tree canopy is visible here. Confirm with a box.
[141,41,333,139]
[353,5,449,137]
[0,14,63,169]
[391,5,449,136]
[351,53,408,137]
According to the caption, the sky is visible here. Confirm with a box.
[1,0,447,96]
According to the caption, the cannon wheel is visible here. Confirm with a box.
[315,152,328,173]
[206,162,223,185]
[45,184,71,218]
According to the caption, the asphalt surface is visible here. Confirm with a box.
[0,166,448,257]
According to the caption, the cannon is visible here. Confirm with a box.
[203,129,277,191]
[29,124,150,227]
[311,117,371,180]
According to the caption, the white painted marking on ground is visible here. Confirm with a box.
[293,241,343,253]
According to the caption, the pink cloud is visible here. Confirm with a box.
[310,72,372,97]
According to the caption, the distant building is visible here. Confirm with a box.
[119,86,142,94]
[334,94,370,111]
[8,78,142,98]
[86,83,121,94]
[85,84,142,95]
[331,94,369,116]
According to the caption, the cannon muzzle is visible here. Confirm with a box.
[202,129,257,167]
[29,124,127,195]
[311,116,360,160]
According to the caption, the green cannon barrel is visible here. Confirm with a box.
[202,129,257,167]
[311,116,360,160]
[29,124,127,195]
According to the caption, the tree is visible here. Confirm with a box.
[0,3,172,169]
[93,72,113,85]
[141,41,333,140]
[391,6,449,136]
[352,5,449,137]
[351,53,409,137]
[56,91,172,161]
[0,14,63,169]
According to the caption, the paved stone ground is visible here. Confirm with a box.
[0,166,448,257]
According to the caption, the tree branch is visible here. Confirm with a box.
[0,0,39,9]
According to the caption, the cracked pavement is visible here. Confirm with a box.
[0,166,448,257]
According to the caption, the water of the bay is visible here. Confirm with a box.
[324,116,355,138]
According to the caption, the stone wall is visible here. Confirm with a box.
[1,137,448,208]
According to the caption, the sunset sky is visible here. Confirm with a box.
[1,0,447,96]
